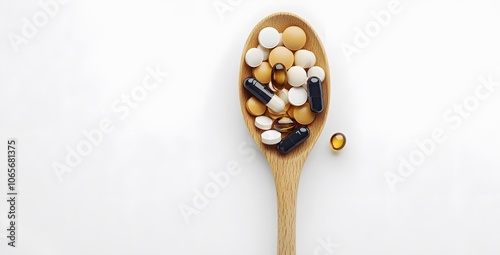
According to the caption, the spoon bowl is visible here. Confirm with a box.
[239,12,330,255]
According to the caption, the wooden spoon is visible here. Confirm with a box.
[239,12,330,255]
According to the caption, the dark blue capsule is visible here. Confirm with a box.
[276,126,310,154]
[307,76,324,113]
[243,77,274,104]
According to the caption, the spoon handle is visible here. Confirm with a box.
[272,159,304,255]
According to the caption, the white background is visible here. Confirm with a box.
[1,0,500,254]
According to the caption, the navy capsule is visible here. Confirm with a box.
[307,76,324,113]
[276,126,310,154]
[244,77,285,112]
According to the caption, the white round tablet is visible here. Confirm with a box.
[307,66,325,82]
[255,116,273,130]
[277,88,289,105]
[287,66,307,87]
[258,27,280,49]
[261,130,282,145]
[294,50,316,68]
[257,45,270,61]
[288,87,308,106]
[245,48,263,67]
[309,51,316,67]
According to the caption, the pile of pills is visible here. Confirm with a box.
[243,25,326,154]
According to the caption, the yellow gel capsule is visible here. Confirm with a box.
[330,133,346,151]
[271,63,287,90]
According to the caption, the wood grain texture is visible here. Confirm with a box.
[239,12,330,255]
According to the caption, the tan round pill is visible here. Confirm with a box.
[282,26,306,51]
[293,103,315,125]
[269,46,294,70]
[252,61,272,84]
[287,105,296,119]
[246,97,267,116]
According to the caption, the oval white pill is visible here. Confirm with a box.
[287,66,307,87]
[261,130,282,145]
[277,88,289,105]
[257,45,270,61]
[245,48,263,67]
[307,66,325,82]
[294,50,316,68]
[258,27,280,49]
[288,87,308,106]
[255,116,273,130]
